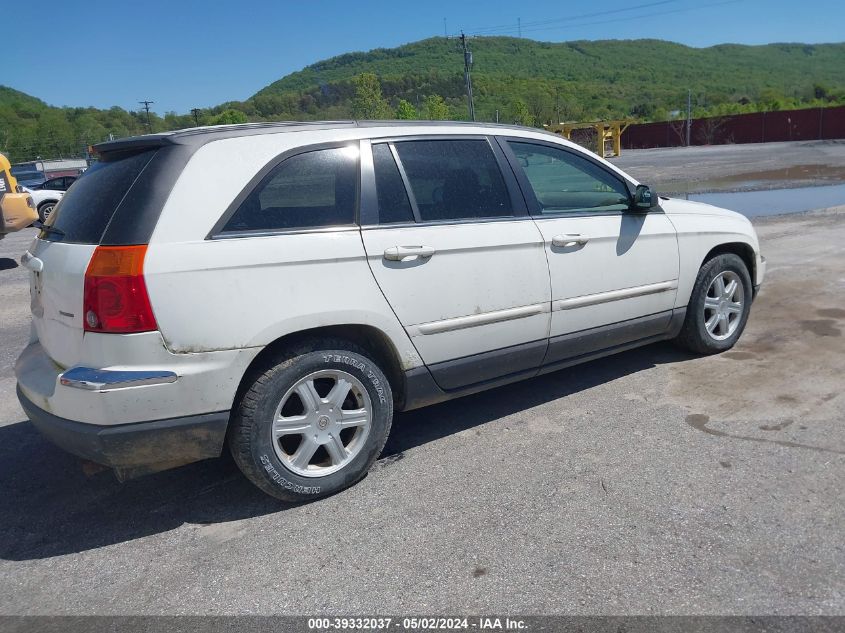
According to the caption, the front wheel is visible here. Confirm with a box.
[675,253,753,355]
[228,343,393,501]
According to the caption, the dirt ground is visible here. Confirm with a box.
[667,208,845,447]
[613,139,845,193]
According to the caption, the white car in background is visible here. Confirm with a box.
[15,121,765,502]
[22,185,63,222]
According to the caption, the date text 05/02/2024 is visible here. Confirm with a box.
[307,617,528,630]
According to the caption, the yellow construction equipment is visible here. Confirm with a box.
[545,120,633,157]
[1,153,37,239]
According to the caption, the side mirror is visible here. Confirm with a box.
[633,184,658,211]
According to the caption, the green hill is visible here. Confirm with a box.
[251,37,845,121]
[2,37,845,162]
[0,86,50,111]
[0,86,155,162]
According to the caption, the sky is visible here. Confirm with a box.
[5,0,843,115]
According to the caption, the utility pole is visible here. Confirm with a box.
[444,17,447,37]
[518,17,522,38]
[139,100,154,132]
[685,89,691,147]
[555,89,562,124]
[459,32,476,121]
[191,108,202,126]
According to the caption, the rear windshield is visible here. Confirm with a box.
[43,150,156,243]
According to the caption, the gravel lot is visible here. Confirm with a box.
[0,143,843,615]
[613,139,845,194]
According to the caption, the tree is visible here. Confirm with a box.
[510,99,534,126]
[35,110,75,157]
[164,111,196,130]
[210,109,248,125]
[424,95,450,120]
[526,90,552,126]
[669,118,687,146]
[395,99,418,120]
[630,101,657,120]
[696,115,729,145]
[351,73,392,119]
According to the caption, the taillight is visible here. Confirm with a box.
[83,245,158,333]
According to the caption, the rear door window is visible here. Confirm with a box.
[372,143,414,224]
[45,150,156,243]
[221,146,358,233]
[393,139,514,222]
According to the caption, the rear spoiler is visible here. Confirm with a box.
[93,135,176,158]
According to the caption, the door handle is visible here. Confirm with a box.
[383,245,436,262]
[21,251,44,272]
[551,234,589,248]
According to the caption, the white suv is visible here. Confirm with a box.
[15,121,765,500]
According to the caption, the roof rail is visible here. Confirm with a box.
[94,119,559,153]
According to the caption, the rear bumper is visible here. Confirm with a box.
[15,335,257,426]
[17,385,229,479]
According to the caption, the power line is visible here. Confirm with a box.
[464,0,679,35]
[455,0,742,38]
[521,0,743,36]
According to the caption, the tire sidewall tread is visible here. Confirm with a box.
[229,341,393,502]
[676,253,753,355]
[37,202,54,223]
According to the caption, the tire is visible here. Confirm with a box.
[37,201,57,222]
[675,253,753,355]
[228,341,393,501]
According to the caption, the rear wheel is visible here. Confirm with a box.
[37,201,57,222]
[675,253,752,354]
[228,342,393,501]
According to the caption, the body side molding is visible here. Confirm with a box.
[554,280,678,311]
[411,303,548,336]
[400,307,687,412]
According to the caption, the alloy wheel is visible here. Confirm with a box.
[703,270,744,341]
[271,369,372,477]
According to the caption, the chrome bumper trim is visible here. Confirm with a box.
[59,367,178,391]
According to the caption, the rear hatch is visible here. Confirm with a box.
[25,149,158,368]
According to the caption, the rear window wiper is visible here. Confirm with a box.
[32,220,65,237]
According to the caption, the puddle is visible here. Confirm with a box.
[682,183,845,217]
[661,164,845,195]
